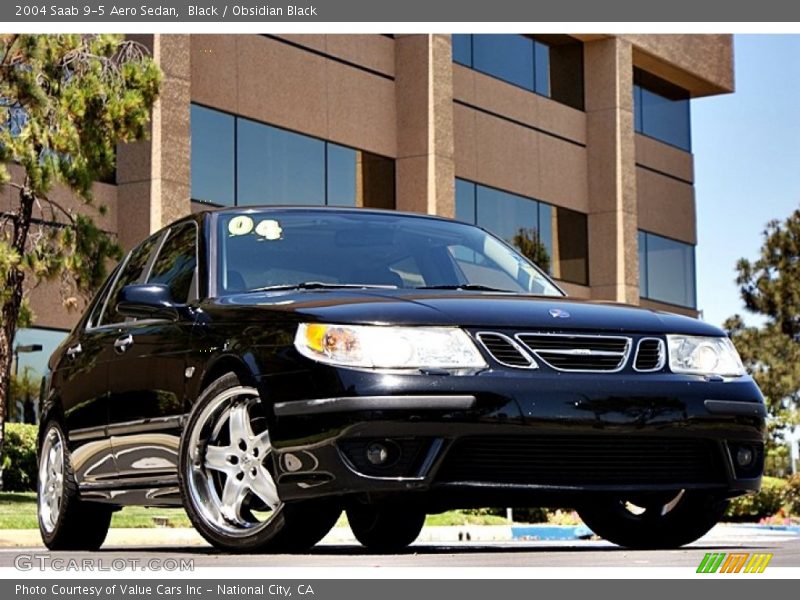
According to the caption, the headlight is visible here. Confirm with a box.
[666,335,745,377]
[294,323,488,370]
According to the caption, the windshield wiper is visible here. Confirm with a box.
[413,284,512,293]
[250,282,399,292]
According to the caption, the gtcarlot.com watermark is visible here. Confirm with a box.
[14,554,194,572]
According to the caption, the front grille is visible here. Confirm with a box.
[516,334,631,372]
[476,333,535,368]
[634,338,666,371]
[436,435,725,486]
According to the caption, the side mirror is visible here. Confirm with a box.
[117,284,183,321]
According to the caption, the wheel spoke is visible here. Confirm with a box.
[220,476,248,523]
[205,444,236,474]
[228,402,254,445]
[253,430,272,455]
[248,466,280,509]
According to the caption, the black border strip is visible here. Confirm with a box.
[636,161,694,186]
[262,34,395,81]
[454,98,586,148]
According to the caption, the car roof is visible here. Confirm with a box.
[197,205,459,225]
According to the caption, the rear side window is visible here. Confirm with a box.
[99,234,161,326]
[147,222,198,303]
[86,263,122,329]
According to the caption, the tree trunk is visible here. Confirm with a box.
[0,188,35,490]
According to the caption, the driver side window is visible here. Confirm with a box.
[99,234,162,326]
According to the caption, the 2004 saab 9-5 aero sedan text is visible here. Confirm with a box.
[37,207,766,552]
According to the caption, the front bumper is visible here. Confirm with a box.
[262,367,766,507]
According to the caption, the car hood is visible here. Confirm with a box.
[206,289,723,336]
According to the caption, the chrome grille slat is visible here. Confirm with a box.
[515,333,632,372]
[476,332,537,369]
[634,337,666,372]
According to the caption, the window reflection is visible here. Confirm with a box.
[456,179,588,285]
[190,105,395,209]
[633,69,691,151]
[639,230,696,308]
[191,105,235,206]
[453,34,583,110]
[10,327,68,424]
[238,118,325,206]
[473,34,535,91]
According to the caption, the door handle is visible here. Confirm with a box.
[113,334,134,354]
[66,343,82,359]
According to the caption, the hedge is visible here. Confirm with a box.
[725,476,787,521]
[2,423,38,492]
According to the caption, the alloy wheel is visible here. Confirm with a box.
[185,386,282,537]
[38,426,65,534]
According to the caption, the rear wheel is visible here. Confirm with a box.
[347,504,425,552]
[577,490,728,549]
[179,373,340,552]
[38,421,113,550]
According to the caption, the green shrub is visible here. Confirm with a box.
[784,474,800,516]
[725,476,787,521]
[2,423,38,492]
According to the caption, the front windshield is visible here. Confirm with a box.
[215,210,563,297]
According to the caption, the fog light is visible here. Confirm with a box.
[736,446,754,467]
[366,443,389,466]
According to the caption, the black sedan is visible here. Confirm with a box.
[37,207,766,552]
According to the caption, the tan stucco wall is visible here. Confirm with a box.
[191,35,397,159]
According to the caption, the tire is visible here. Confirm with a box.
[347,504,426,552]
[269,499,342,553]
[38,420,113,550]
[179,372,340,553]
[577,490,729,549]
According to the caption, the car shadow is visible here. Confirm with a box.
[90,541,777,557]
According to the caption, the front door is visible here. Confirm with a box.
[106,221,199,481]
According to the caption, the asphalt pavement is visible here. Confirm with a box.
[1,525,798,568]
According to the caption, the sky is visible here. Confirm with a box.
[693,34,800,328]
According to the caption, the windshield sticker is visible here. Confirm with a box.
[255,219,283,241]
[228,215,254,236]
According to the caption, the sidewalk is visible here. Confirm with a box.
[1,523,797,549]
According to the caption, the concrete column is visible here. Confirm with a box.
[394,34,455,217]
[116,34,192,251]
[584,38,639,304]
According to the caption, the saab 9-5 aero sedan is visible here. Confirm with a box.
[37,207,766,552]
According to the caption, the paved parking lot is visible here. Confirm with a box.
[1,525,797,568]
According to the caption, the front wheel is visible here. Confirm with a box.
[38,421,113,550]
[347,504,426,552]
[179,373,340,552]
[577,490,728,549]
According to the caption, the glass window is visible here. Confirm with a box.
[191,105,395,210]
[237,118,325,206]
[327,144,358,207]
[452,34,472,66]
[634,69,691,151]
[216,210,562,297]
[191,105,235,206]
[533,40,550,97]
[455,178,476,224]
[456,179,588,286]
[148,223,198,303]
[639,230,696,308]
[100,234,162,326]
[476,185,539,260]
[452,35,583,109]
[10,327,68,424]
[86,263,123,329]
[472,34,534,91]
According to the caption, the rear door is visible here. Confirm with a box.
[106,221,199,481]
[55,271,120,485]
